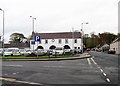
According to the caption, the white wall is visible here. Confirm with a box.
[110,41,120,54]
[30,38,81,50]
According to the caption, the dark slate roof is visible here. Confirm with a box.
[30,32,82,39]
[112,37,120,43]
[3,43,30,49]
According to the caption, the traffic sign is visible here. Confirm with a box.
[31,40,35,45]
[34,36,41,42]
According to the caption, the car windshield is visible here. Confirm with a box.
[14,50,19,52]
[6,49,13,52]
[20,49,25,52]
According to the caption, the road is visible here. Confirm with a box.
[1,51,119,86]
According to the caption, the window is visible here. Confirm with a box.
[51,39,55,42]
[45,39,48,44]
[58,39,62,44]
[74,39,77,43]
[65,39,68,44]
[74,47,77,49]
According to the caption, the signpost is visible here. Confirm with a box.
[31,40,35,51]
[34,36,41,58]
[34,36,41,42]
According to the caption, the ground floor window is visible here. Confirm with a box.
[49,45,56,49]
[64,45,71,49]
[37,46,44,49]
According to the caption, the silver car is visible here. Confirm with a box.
[4,48,20,56]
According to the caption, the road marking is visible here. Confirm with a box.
[103,73,106,76]
[4,65,23,67]
[44,65,63,68]
[0,77,42,85]
[4,74,8,75]
[100,69,103,72]
[106,78,110,82]
[97,66,101,69]
[13,73,17,75]
[90,58,97,64]
[87,58,91,65]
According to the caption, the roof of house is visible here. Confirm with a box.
[30,32,82,40]
[112,37,120,43]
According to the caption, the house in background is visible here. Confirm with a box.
[30,32,82,50]
[110,37,120,54]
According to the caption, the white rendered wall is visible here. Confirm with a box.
[30,38,82,50]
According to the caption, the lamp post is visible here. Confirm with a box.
[0,8,4,56]
[30,16,36,34]
[81,22,88,53]
[30,16,36,50]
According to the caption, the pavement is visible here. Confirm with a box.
[2,53,92,61]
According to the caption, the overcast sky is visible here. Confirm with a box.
[0,0,119,43]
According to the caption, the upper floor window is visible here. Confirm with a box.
[45,39,48,44]
[74,39,77,43]
[65,39,68,44]
[58,39,62,44]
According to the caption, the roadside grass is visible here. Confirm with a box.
[0,54,77,59]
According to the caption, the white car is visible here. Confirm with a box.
[19,49,26,55]
[52,47,64,55]
[0,48,3,56]
[4,48,20,56]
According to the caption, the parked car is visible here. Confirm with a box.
[108,49,116,54]
[19,49,26,55]
[52,47,64,55]
[34,49,48,56]
[96,48,102,52]
[0,48,3,56]
[24,49,33,56]
[47,49,53,55]
[4,48,20,56]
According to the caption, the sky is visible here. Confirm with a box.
[0,0,119,43]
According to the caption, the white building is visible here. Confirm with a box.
[30,32,82,50]
[110,38,120,54]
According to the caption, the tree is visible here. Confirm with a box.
[117,33,120,38]
[9,33,26,43]
[99,32,117,45]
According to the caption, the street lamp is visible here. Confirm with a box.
[30,16,36,50]
[30,16,36,34]
[0,8,4,56]
[81,22,88,53]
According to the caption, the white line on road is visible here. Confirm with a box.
[87,58,92,68]
[90,58,97,65]
[89,56,111,83]
[106,78,110,82]
[103,73,106,76]
[4,65,23,67]
[13,73,17,75]
[87,58,91,65]
[100,69,103,72]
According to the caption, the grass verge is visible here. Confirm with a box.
[0,54,77,59]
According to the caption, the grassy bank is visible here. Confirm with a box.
[0,55,76,59]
